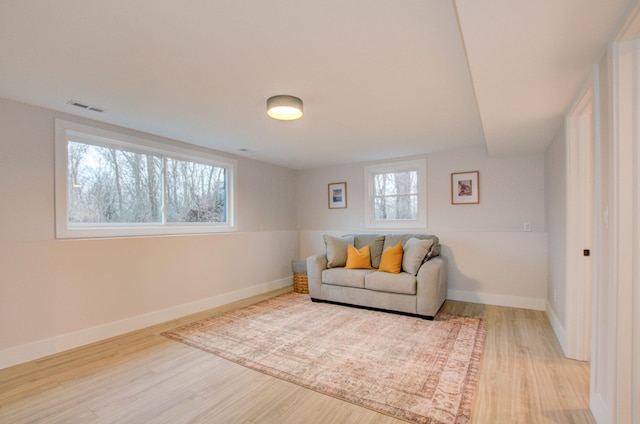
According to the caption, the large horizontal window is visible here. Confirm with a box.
[55,120,236,238]
[364,159,427,229]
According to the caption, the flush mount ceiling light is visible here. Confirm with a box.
[266,95,303,121]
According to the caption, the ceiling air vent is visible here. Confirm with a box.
[67,100,104,113]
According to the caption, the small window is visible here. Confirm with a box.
[55,120,237,238]
[364,159,427,229]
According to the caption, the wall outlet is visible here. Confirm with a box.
[523,222,532,232]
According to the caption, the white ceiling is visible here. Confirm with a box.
[0,0,634,169]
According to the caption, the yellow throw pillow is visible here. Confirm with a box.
[345,244,371,269]
[378,242,403,274]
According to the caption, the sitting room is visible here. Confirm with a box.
[0,1,638,423]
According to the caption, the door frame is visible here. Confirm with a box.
[565,85,594,361]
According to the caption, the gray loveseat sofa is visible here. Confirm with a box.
[306,233,447,319]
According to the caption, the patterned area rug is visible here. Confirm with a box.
[162,292,486,424]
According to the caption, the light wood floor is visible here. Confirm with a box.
[0,288,594,423]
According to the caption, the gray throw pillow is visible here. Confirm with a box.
[323,234,354,268]
[402,237,434,275]
[353,234,385,269]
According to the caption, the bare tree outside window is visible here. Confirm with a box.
[56,120,236,238]
[67,141,227,225]
[68,142,162,224]
[373,170,418,220]
[165,158,226,222]
[364,159,426,229]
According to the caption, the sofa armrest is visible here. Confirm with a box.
[415,256,447,317]
[306,254,328,299]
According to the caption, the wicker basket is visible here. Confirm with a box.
[291,260,309,294]
[293,273,309,294]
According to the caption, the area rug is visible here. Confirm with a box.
[162,292,486,424]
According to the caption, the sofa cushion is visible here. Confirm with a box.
[322,268,372,289]
[345,245,371,269]
[402,238,434,275]
[352,234,385,269]
[324,234,354,268]
[378,242,403,274]
[384,234,440,261]
[365,272,417,295]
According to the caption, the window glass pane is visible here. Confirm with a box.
[374,195,418,220]
[374,171,417,196]
[364,159,426,229]
[165,158,227,223]
[397,194,418,220]
[67,141,162,224]
[373,170,418,220]
[373,197,388,220]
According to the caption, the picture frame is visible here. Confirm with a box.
[451,171,479,204]
[328,182,347,209]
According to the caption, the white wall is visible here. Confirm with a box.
[0,98,299,368]
[297,147,548,310]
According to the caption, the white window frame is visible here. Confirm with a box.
[55,119,237,239]
[364,159,427,230]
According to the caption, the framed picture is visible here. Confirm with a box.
[328,182,347,209]
[451,171,479,204]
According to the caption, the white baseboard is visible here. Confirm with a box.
[590,392,609,424]
[545,301,567,356]
[447,289,546,311]
[0,278,292,370]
